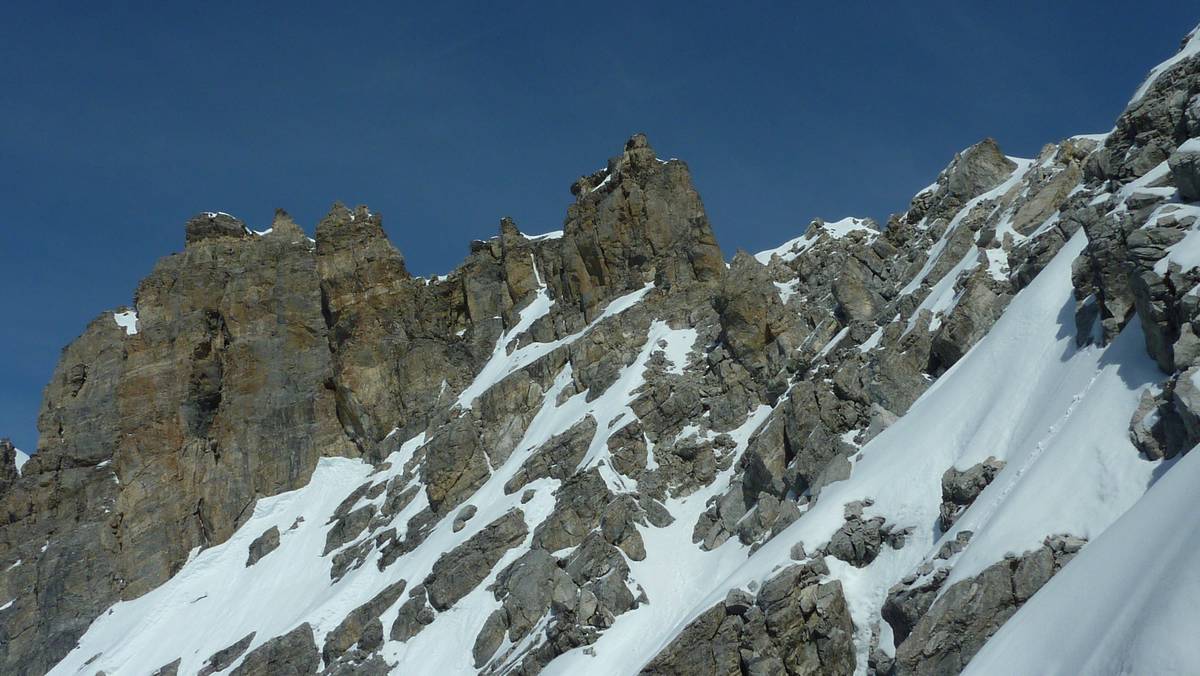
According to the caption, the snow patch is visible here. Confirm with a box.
[773,279,801,303]
[456,283,654,408]
[754,217,877,264]
[112,309,138,336]
[13,449,29,475]
[1153,205,1200,274]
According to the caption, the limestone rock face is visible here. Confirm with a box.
[0,310,130,674]
[1090,37,1200,181]
[0,215,363,673]
[641,559,855,676]
[185,212,251,245]
[316,204,472,448]
[563,133,725,319]
[323,579,407,667]
[246,526,280,566]
[938,458,1005,530]
[715,252,794,374]
[426,510,527,611]
[229,624,319,676]
[906,138,1016,225]
[198,632,256,676]
[888,536,1084,676]
[1170,142,1200,201]
[0,440,19,492]
[119,217,357,586]
[824,502,897,568]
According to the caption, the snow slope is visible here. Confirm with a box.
[965,447,1200,676]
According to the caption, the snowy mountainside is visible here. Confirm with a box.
[3,23,1200,676]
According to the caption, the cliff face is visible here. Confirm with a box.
[3,26,1200,676]
[0,133,731,675]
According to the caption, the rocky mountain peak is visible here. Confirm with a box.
[906,137,1019,226]
[945,137,1016,199]
[267,208,307,240]
[561,133,725,318]
[314,203,409,276]
[497,215,522,241]
[185,211,251,246]
[1091,28,1200,180]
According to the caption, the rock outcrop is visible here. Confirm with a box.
[642,559,855,676]
[888,535,1085,676]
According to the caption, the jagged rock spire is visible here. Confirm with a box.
[561,133,725,318]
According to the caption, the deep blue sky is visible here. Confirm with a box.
[1,4,1195,452]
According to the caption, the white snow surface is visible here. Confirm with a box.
[112,309,138,336]
[900,157,1031,300]
[455,281,654,408]
[12,449,29,475]
[49,456,386,675]
[1153,204,1200,274]
[965,446,1200,676]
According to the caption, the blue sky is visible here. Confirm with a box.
[1,3,1195,452]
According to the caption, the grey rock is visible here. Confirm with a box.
[231,624,319,676]
[185,212,250,245]
[0,439,19,493]
[890,535,1084,675]
[323,504,377,555]
[1170,142,1200,201]
[198,632,255,676]
[939,457,1005,530]
[504,417,595,494]
[473,610,508,668]
[563,133,725,319]
[453,504,478,532]
[389,586,436,643]
[724,588,756,615]
[531,469,613,553]
[826,504,888,568]
[642,559,854,675]
[427,510,527,611]
[421,415,490,513]
[323,578,407,663]
[246,526,280,566]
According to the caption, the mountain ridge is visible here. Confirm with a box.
[3,23,1200,676]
